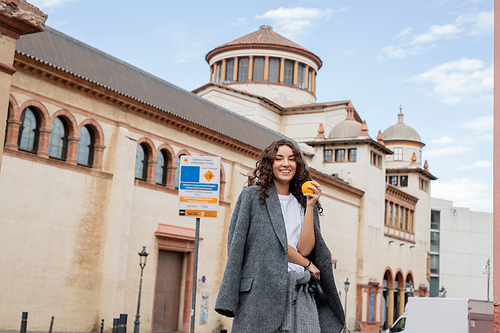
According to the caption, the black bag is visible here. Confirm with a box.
[308,272,327,304]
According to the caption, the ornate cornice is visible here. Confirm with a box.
[386,167,437,180]
[304,138,394,155]
[13,52,264,158]
[205,43,322,69]
[385,184,419,205]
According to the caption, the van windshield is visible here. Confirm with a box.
[393,317,406,332]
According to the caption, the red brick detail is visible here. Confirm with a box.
[0,0,47,39]
[155,224,204,333]
[66,135,79,165]
[494,308,500,333]
[17,100,50,127]
[37,127,50,158]
[175,149,191,159]
[0,62,16,75]
[219,164,226,201]
[156,143,176,188]
[4,118,20,150]
[77,119,106,171]
[356,282,382,332]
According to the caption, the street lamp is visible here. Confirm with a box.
[439,286,446,298]
[133,246,149,333]
[343,278,350,333]
[482,258,491,301]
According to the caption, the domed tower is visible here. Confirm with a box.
[205,25,322,107]
[383,107,424,168]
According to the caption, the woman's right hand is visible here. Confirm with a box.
[306,262,321,280]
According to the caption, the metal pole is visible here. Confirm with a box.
[100,319,104,333]
[133,265,145,333]
[343,291,348,333]
[20,312,28,333]
[117,314,127,333]
[48,316,54,333]
[190,217,201,333]
[487,258,491,301]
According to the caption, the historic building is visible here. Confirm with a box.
[0,10,437,333]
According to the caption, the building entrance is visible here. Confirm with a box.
[153,250,184,333]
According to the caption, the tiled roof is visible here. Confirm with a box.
[222,25,308,51]
[15,27,289,152]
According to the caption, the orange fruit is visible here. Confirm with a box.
[301,181,317,194]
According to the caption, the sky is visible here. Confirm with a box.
[29,0,494,213]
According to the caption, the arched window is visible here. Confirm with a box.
[156,150,168,185]
[48,117,68,159]
[174,154,185,189]
[135,143,148,180]
[17,107,39,152]
[77,125,94,166]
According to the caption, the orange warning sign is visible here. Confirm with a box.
[180,197,217,204]
[204,170,215,182]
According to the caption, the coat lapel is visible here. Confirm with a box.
[265,184,288,251]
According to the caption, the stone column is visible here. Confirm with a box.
[66,135,80,165]
[304,65,309,90]
[167,165,176,189]
[4,118,21,150]
[387,287,394,326]
[280,57,285,83]
[293,60,298,86]
[233,57,238,82]
[399,288,405,316]
[37,128,51,158]
[248,56,253,82]
[220,59,226,84]
[146,159,157,184]
[312,70,317,94]
[264,56,269,82]
[0,1,47,170]
[93,143,105,171]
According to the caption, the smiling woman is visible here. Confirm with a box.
[215,139,345,333]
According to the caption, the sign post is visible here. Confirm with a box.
[178,156,220,333]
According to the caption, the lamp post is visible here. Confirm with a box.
[482,258,491,301]
[133,246,149,333]
[343,278,350,333]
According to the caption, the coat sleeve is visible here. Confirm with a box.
[215,187,253,317]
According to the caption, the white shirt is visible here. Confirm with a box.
[278,193,305,272]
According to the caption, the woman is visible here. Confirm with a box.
[215,139,345,332]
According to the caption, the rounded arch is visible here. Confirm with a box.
[17,100,50,129]
[156,143,176,162]
[49,109,78,137]
[8,94,19,120]
[394,269,404,287]
[405,271,414,285]
[175,149,191,158]
[382,267,394,288]
[137,137,156,158]
[78,118,105,146]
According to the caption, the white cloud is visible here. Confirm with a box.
[382,10,493,59]
[432,178,492,213]
[409,58,493,104]
[457,160,492,170]
[255,7,333,39]
[431,136,457,144]
[461,115,493,132]
[395,27,413,39]
[426,145,470,157]
[29,0,76,8]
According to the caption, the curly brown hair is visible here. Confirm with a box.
[250,139,323,214]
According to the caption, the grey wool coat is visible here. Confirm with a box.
[215,184,345,333]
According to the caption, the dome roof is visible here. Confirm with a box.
[205,25,322,69]
[329,120,362,139]
[383,113,421,142]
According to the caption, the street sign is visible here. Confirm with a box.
[178,156,220,218]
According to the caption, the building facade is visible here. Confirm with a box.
[430,198,493,301]
[0,21,438,333]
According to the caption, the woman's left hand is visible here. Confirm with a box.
[304,180,322,205]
